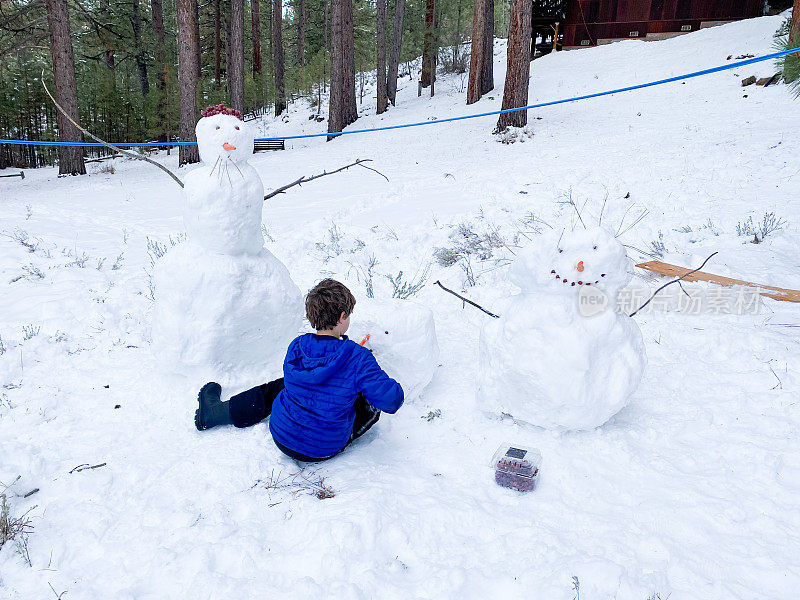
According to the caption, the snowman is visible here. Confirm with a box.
[348,298,439,401]
[478,225,646,430]
[151,104,303,385]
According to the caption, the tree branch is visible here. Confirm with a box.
[629,252,718,317]
[264,158,386,200]
[42,70,184,188]
[434,280,501,318]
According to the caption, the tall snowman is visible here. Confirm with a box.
[151,104,303,385]
[478,225,646,430]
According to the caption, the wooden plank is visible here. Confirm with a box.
[635,260,800,303]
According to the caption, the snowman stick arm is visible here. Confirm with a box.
[629,252,718,317]
[263,159,382,201]
[434,280,501,319]
[42,71,185,189]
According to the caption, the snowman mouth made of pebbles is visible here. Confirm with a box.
[477,225,646,431]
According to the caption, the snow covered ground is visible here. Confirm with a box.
[2,14,799,599]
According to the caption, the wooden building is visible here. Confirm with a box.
[532,0,765,52]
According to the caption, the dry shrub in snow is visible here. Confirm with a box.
[0,490,35,565]
[256,469,336,502]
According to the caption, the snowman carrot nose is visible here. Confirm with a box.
[223,142,237,151]
[360,334,370,346]
[576,261,585,272]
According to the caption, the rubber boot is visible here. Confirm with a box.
[195,382,234,430]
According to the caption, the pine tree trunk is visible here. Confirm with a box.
[467,0,485,104]
[481,0,494,94]
[44,0,86,175]
[252,2,262,80]
[230,0,245,112]
[177,0,200,165]
[421,0,435,87]
[194,0,202,77]
[225,11,232,89]
[252,0,262,76]
[272,0,286,115]
[376,0,387,113]
[342,0,356,124]
[386,0,406,105]
[327,0,357,135]
[99,0,115,71]
[151,0,169,141]
[215,0,222,83]
[133,0,150,96]
[791,0,800,45]
[452,0,463,71]
[297,0,306,66]
[495,0,531,131]
[328,0,343,136]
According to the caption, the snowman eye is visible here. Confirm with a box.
[235,125,240,130]
[384,330,389,335]
[215,126,220,130]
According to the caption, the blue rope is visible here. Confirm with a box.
[2,46,798,148]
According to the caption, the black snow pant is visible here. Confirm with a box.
[228,379,381,462]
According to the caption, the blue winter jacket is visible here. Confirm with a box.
[269,333,404,459]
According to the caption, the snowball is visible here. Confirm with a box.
[479,226,646,430]
[348,299,439,401]
[151,241,302,384]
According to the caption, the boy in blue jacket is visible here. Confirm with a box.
[194,279,404,462]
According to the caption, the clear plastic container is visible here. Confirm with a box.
[491,444,542,492]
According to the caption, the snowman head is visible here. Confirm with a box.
[510,225,632,297]
[196,105,254,165]
[349,299,439,398]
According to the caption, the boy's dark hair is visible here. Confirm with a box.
[305,279,356,330]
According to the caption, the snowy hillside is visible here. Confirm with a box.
[2,14,800,599]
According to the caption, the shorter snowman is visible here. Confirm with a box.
[151,105,303,385]
[478,226,645,430]
[348,299,439,401]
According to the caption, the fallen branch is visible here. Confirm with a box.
[433,280,500,318]
[630,252,718,317]
[264,158,387,201]
[42,71,184,188]
[69,462,107,474]
[0,171,24,179]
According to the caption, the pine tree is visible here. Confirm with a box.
[273,0,286,115]
[496,0,530,130]
[177,0,200,165]
[44,0,86,175]
[386,0,406,105]
[376,0,388,113]
[230,0,245,112]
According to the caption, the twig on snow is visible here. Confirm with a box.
[68,462,107,474]
[264,159,387,201]
[433,280,500,319]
